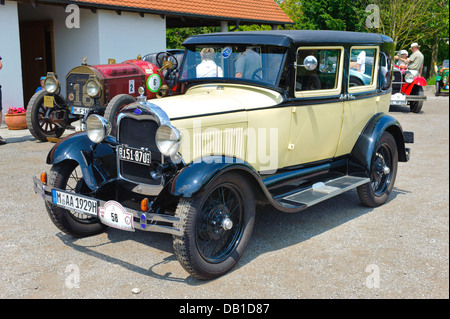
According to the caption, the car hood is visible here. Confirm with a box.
[149,83,283,120]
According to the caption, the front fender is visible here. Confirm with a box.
[350,113,408,174]
[169,156,262,198]
[46,132,115,190]
[401,77,427,95]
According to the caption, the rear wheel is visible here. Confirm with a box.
[26,90,65,142]
[45,161,106,237]
[173,172,255,280]
[357,132,398,207]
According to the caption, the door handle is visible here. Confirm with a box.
[35,57,43,61]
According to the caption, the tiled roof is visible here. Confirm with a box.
[74,0,293,24]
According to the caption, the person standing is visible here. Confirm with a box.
[0,55,6,145]
[400,43,424,76]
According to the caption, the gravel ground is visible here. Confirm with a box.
[0,88,448,300]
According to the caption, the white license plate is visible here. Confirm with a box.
[52,189,98,216]
[118,145,152,166]
[98,201,135,232]
[391,93,407,105]
[71,107,89,115]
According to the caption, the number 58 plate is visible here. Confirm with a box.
[98,201,135,232]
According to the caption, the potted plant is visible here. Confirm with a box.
[5,107,27,130]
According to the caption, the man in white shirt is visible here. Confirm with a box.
[196,48,223,78]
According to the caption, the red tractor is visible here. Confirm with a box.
[26,51,183,141]
[390,64,427,113]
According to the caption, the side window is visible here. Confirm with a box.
[380,52,392,90]
[296,48,342,94]
[349,47,378,89]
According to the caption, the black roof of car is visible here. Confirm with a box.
[183,30,393,47]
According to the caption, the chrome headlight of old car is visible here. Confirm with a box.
[404,71,414,84]
[156,124,181,157]
[86,115,111,143]
[86,78,102,98]
[44,73,60,94]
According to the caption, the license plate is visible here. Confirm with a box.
[118,145,152,166]
[44,96,54,108]
[98,201,135,232]
[71,107,89,115]
[391,93,407,106]
[52,189,98,217]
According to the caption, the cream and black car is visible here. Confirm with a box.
[33,31,413,280]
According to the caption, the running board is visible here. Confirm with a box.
[277,176,370,208]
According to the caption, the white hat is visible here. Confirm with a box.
[410,43,420,48]
[400,50,408,56]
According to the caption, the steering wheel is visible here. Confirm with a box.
[156,51,179,71]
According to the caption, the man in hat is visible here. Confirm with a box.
[399,43,424,76]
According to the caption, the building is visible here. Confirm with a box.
[0,0,292,119]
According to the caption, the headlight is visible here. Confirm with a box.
[86,79,101,98]
[44,73,60,94]
[86,115,111,143]
[156,125,181,157]
[404,72,414,84]
[443,77,448,84]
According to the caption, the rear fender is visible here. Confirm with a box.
[46,132,116,191]
[350,113,408,174]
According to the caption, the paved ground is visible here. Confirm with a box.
[0,88,448,300]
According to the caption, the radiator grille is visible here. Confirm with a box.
[118,117,162,185]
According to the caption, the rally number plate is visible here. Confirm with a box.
[98,201,135,232]
[117,145,152,166]
[52,189,98,217]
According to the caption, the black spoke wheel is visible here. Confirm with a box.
[45,161,106,237]
[357,131,398,207]
[173,172,255,280]
[26,90,65,142]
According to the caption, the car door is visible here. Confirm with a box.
[284,46,345,167]
[335,46,385,157]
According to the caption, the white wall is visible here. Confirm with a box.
[98,10,166,63]
[6,2,166,102]
[0,1,24,119]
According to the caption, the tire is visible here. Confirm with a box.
[357,131,398,207]
[435,81,441,96]
[104,94,135,136]
[45,161,106,237]
[173,172,255,280]
[409,86,424,113]
[26,90,65,142]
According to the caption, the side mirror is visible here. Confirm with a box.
[302,55,318,71]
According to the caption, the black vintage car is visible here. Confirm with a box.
[33,31,413,280]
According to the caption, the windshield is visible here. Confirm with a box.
[443,60,449,69]
[179,44,287,88]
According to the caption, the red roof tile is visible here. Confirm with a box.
[75,0,293,24]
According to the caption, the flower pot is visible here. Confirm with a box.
[5,113,28,130]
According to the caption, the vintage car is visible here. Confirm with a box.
[33,30,413,280]
[434,59,449,95]
[390,63,427,113]
[26,50,182,141]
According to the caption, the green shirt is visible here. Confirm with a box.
[408,51,424,71]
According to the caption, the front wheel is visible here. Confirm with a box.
[409,86,424,113]
[357,132,398,207]
[26,90,66,142]
[173,172,255,280]
[45,161,106,237]
[104,94,135,136]
[435,81,441,96]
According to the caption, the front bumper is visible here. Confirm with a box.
[32,176,183,236]
[390,92,427,106]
